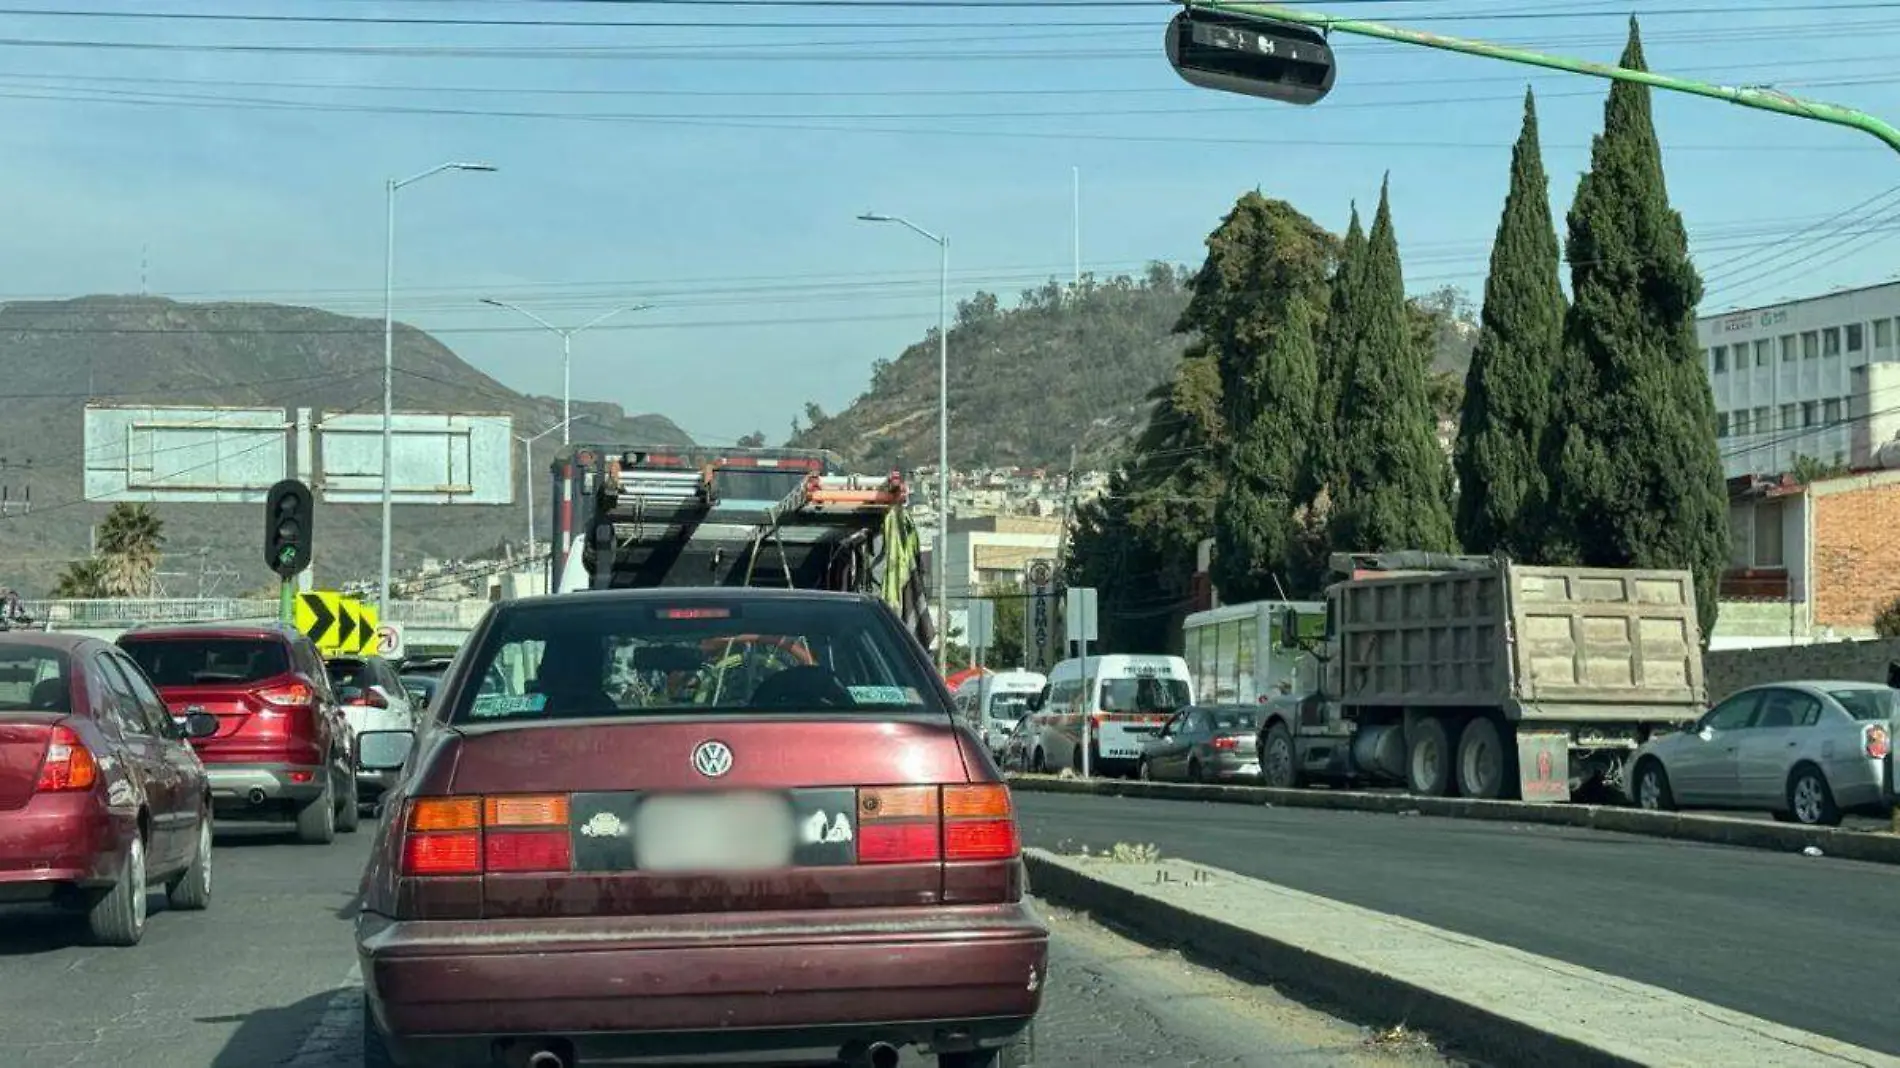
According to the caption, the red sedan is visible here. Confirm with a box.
[0,632,216,946]
[355,588,1045,1068]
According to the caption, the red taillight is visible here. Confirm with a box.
[255,681,314,707]
[403,832,481,875]
[1866,724,1891,760]
[35,725,98,792]
[857,786,940,864]
[401,794,571,876]
[941,784,1018,861]
[485,830,572,872]
[1212,736,1239,751]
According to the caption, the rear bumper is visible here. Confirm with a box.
[0,791,128,899]
[202,763,325,814]
[359,901,1048,1058]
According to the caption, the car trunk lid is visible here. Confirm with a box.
[0,713,64,810]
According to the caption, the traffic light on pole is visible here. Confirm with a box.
[265,478,314,579]
[1164,7,1337,106]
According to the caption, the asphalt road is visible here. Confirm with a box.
[0,820,1453,1068]
[1016,791,1900,1056]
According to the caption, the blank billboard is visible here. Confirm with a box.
[317,411,513,505]
[83,405,290,503]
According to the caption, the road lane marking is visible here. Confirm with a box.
[284,964,362,1068]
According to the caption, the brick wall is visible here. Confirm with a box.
[1812,472,1900,628]
[1705,637,1900,702]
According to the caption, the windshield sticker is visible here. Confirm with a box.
[469,693,548,718]
[848,685,914,705]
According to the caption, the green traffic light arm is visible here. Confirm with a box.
[1196,1,1900,156]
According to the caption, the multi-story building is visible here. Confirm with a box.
[1700,281,1900,479]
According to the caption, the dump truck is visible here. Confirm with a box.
[1242,551,1707,803]
[545,443,934,647]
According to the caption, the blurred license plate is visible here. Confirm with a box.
[635,792,795,872]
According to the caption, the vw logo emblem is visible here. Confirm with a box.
[691,740,734,778]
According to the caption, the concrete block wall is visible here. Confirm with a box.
[1704,636,1900,702]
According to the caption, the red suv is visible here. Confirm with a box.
[355,589,1046,1068]
[0,632,215,945]
[118,622,358,844]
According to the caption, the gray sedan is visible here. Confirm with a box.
[1138,706,1261,784]
[1625,680,1894,826]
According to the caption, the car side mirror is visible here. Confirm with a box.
[1697,726,1716,742]
[1278,607,1300,649]
[182,712,219,739]
[357,729,416,772]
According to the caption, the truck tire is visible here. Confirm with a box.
[1455,717,1514,800]
[1259,721,1298,789]
[1405,716,1453,797]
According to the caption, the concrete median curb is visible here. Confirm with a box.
[1007,774,1900,866]
[1021,848,1900,1068]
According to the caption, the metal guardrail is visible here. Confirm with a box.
[19,598,494,628]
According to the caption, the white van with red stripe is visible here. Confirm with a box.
[1028,654,1195,777]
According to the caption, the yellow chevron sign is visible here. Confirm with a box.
[294,591,382,655]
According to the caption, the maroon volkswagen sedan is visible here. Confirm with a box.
[0,632,216,946]
[354,589,1045,1068]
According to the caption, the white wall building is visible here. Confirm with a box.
[1700,281,1900,479]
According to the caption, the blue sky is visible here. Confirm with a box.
[3,0,1898,446]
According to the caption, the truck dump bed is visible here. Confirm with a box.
[552,444,934,647]
[1331,555,1704,721]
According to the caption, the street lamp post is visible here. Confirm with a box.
[857,211,950,674]
[479,299,653,446]
[380,160,496,616]
[515,416,583,591]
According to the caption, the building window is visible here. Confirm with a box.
[1846,323,1864,352]
[1711,345,1727,373]
[1716,411,1730,437]
[1753,405,1771,429]
[1735,410,1753,435]
[1823,398,1842,424]
[1779,403,1797,429]
[1823,327,1841,356]
[1803,331,1820,358]
[1781,334,1797,361]
[1754,339,1771,366]
[1802,400,1818,427]
[1878,319,1894,348]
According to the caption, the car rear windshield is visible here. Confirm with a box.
[120,638,290,687]
[327,659,372,692]
[450,596,942,723]
[1101,676,1192,714]
[1828,687,1896,722]
[989,694,1033,720]
[0,646,68,711]
[1211,709,1258,731]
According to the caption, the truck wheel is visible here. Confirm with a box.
[1405,717,1453,797]
[1259,722,1298,788]
[1455,717,1513,800]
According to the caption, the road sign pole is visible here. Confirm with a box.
[279,580,294,624]
[1196,3,1900,154]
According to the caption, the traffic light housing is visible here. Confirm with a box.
[265,478,313,579]
[1165,7,1337,106]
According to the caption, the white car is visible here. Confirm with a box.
[324,654,419,807]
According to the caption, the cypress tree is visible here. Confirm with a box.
[1454,88,1567,560]
[1329,177,1457,554]
[1176,192,1334,601]
[1300,204,1364,507]
[1544,18,1729,640]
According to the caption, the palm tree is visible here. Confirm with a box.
[52,557,109,598]
[95,503,166,597]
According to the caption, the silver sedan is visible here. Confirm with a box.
[1625,680,1894,826]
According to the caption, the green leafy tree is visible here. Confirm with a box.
[1064,467,1177,653]
[1328,178,1457,554]
[1542,19,1729,641]
[1301,204,1365,507]
[1175,193,1335,603]
[52,557,109,598]
[1455,88,1568,560]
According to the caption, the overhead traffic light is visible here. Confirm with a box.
[1164,7,1337,106]
[265,478,314,579]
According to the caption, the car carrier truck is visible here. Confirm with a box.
[1234,551,1707,803]
[545,443,934,646]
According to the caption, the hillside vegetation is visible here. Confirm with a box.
[0,296,690,595]
[789,265,1474,473]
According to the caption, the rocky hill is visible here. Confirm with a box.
[788,266,1475,474]
[0,296,690,595]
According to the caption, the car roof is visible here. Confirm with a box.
[0,630,101,653]
[119,620,305,642]
[499,587,878,614]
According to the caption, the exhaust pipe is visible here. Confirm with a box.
[525,1052,566,1068]
[246,787,267,806]
[866,1042,900,1068]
